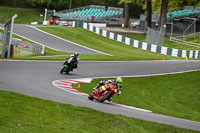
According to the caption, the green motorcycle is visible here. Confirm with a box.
[60,58,72,74]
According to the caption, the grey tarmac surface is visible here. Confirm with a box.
[0,60,200,131]
[0,24,106,55]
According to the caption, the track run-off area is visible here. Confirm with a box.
[0,24,200,131]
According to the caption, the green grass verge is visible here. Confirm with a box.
[187,36,200,44]
[73,71,200,122]
[124,33,200,50]
[0,24,196,61]
[0,90,198,133]
[0,6,43,24]
[36,26,182,61]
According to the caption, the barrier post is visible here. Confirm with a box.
[12,44,14,58]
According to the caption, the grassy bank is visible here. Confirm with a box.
[0,90,198,133]
[0,6,43,24]
[124,34,200,50]
[36,26,182,61]
[73,70,200,122]
[1,26,180,61]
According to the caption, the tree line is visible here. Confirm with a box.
[1,0,199,30]
[0,0,143,18]
[120,0,200,30]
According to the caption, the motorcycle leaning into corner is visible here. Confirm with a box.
[60,52,79,74]
[60,58,71,74]
[88,82,119,103]
[60,56,78,74]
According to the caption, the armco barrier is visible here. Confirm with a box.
[83,22,200,59]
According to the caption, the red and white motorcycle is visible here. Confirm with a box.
[88,82,118,103]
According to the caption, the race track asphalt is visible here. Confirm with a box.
[0,24,106,55]
[0,24,200,131]
[0,60,200,131]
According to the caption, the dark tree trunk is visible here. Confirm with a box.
[146,0,152,29]
[13,0,16,7]
[159,0,168,32]
[124,3,129,27]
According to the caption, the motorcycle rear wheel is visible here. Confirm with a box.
[66,67,70,74]
[88,96,94,100]
[99,92,112,103]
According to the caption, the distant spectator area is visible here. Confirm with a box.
[55,5,123,22]
[166,6,200,20]
[134,6,200,32]
[140,6,200,22]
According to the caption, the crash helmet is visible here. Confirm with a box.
[74,52,79,57]
[116,77,122,85]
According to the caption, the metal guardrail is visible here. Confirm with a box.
[170,36,200,48]
[175,32,200,40]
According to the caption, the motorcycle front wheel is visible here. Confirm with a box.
[60,67,65,74]
[88,92,94,100]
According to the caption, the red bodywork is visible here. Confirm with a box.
[88,82,118,103]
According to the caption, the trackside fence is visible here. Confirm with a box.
[146,27,165,46]
[83,22,200,59]
[0,33,44,57]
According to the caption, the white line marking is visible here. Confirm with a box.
[26,25,112,56]
[52,78,152,112]
[1,59,200,63]
[0,27,57,51]
[52,68,200,113]
[86,69,200,79]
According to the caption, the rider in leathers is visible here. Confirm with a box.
[65,52,79,71]
[93,77,123,101]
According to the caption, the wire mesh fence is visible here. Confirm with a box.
[170,18,200,48]
[0,33,44,57]
[145,26,166,46]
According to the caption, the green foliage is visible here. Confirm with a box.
[118,0,135,4]
[26,0,124,10]
[0,0,30,7]
[151,0,161,12]
[0,0,199,13]
[196,2,200,6]
[0,6,43,24]
[37,26,181,60]
[27,0,69,9]
[118,0,144,18]
[152,0,200,12]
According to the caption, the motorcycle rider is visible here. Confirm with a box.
[93,77,123,101]
[65,52,79,71]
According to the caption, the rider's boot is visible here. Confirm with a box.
[108,97,113,102]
